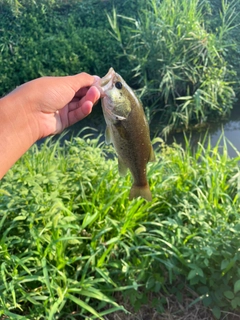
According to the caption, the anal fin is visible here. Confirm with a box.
[149,146,156,162]
[105,126,112,144]
[118,157,128,177]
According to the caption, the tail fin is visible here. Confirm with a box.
[129,184,152,201]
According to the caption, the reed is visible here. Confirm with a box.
[107,0,238,135]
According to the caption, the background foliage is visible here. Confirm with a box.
[107,0,239,134]
[0,0,142,95]
[0,0,240,131]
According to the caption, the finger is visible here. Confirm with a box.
[67,87,100,125]
[68,86,100,112]
[83,86,101,105]
[67,73,97,93]
[68,101,94,125]
[67,98,79,112]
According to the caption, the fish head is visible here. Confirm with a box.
[94,68,133,122]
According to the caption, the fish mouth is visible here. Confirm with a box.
[100,67,115,86]
[93,67,115,96]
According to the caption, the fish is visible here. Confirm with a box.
[94,67,155,201]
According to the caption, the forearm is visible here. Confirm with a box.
[0,92,38,179]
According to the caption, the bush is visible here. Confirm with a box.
[107,0,238,134]
[0,0,133,96]
[204,0,240,85]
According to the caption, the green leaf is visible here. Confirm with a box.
[187,269,196,280]
[212,306,221,319]
[231,297,240,309]
[0,189,11,196]
[82,211,99,229]
[221,259,229,270]
[224,291,234,299]
[41,258,53,299]
[81,288,118,306]
[202,295,212,307]
[187,268,204,280]
[95,268,117,287]
[146,276,155,290]
[13,216,27,221]
[135,226,146,234]
[66,293,103,319]
[234,279,240,294]
[98,306,128,317]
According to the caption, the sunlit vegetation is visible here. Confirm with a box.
[1,0,240,319]
[107,0,239,134]
[1,134,240,319]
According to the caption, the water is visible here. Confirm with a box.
[165,104,240,158]
[42,102,240,158]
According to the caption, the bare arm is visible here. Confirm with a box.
[0,73,100,179]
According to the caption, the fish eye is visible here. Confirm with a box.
[115,81,122,89]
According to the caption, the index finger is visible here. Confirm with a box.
[66,73,99,93]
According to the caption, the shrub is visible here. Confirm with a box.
[107,0,238,134]
[204,0,240,85]
[0,0,132,96]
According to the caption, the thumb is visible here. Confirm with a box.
[67,73,97,93]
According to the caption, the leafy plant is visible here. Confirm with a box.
[1,132,240,318]
[107,0,238,134]
[0,0,130,96]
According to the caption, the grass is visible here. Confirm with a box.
[1,131,240,319]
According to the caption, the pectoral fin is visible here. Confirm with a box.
[118,157,128,177]
[105,126,112,144]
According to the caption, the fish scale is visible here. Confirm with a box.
[94,68,155,201]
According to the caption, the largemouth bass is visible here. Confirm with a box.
[94,68,155,201]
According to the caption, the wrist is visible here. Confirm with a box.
[0,92,40,178]
[2,91,40,144]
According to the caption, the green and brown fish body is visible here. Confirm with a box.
[94,68,155,201]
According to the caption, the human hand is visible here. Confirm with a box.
[7,73,100,139]
[0,72,101,178]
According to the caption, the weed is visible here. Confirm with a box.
[0,133,240,318]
